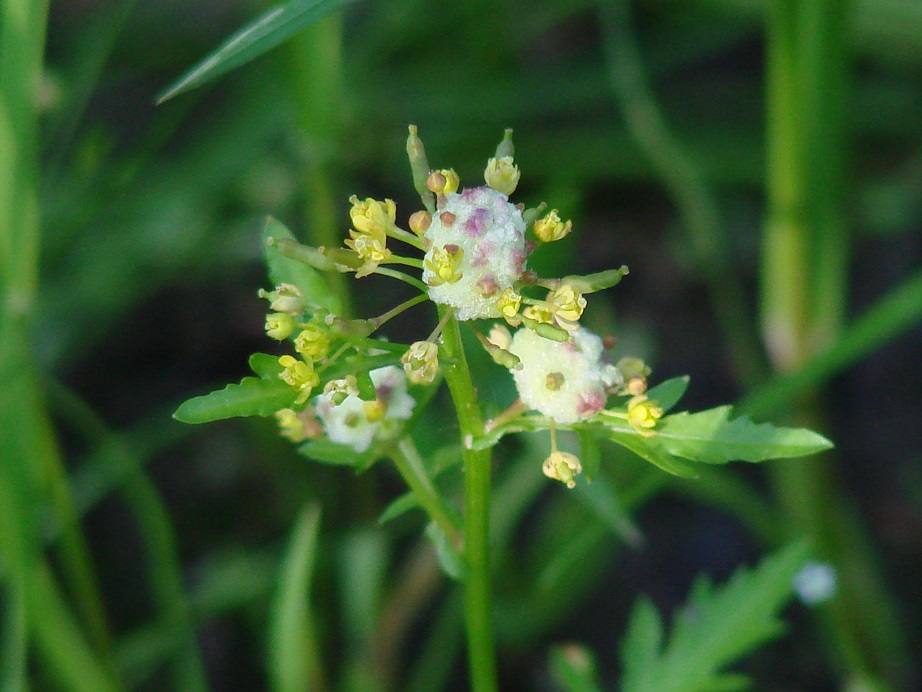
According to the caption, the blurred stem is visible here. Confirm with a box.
[1,0,114,674]
[390,437,462,546]
[438,309,497,692]
[287,13,352,316]
[46,379,207,691]
[599,0,767,389]
[763,0,910,685]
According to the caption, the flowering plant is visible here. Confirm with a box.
[174,126,832,686]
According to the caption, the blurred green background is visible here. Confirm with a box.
[4,0,921,688]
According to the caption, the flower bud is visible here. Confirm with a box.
[265,312,296,340]
[258,283,305,315]
[542,450,582,488]
[409,210,432,236]
[407,125,436,212]
[294,324,331,360]
[495,288,522,322]
[278,355,320,404]
[323,376,359,406]
[533,209,572,243]
[401,341,439,384]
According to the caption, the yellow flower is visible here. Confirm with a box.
[278,355,320,405]
[426,169,460,195]
[627,395,663,436]
[533,209,572,243]
[265,312,295,341]
[424,244,464,286]
[349,195,396,236]
[495,288,522,322]
[275,408,321,443]
[547,283,586,329]
[542,450,582,488]
[484,156,520,196]
[294,324,331,361]
[522,304,554,325]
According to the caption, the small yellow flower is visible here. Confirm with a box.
[484,156,521,196]
[349,195,396,236]
[363,399,387,422]
[533,209,572,243]
[495,288,522,322]
[265,312,295,341]
[547,283,587,329]
[522,304,554,325]
[426,169,460,195]
[258,283,305,315]
[294,324,331,361]
[542,450,582,488]
[275,408,321,443]
[401,341,439,385]
[424,244,464,286]
[627,395,663,436]
[345,231,391,277]
[278,355,320,405]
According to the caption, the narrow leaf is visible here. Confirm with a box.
[298,439,380,471]
[263,217,340,314]
[268,504,323,692]
[656,406,833,464]
[157,0,357,103]
[644,376,689,414]
[173,377,294,424]
[249,352,283,378]
[424,522,467,581]
[607,431,699,479]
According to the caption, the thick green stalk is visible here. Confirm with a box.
[438,310,497,692]
[762,1,910,685]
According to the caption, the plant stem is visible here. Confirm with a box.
[390,437,462,546]
[762,1,911,685]
[437,309,497,692]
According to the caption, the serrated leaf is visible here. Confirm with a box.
[620,542,811,692]
[656,406,833,464]
[263,216,341,314]
[607,430,699,479]
[157,0,357,103]
[173,376,294,423]
[644,376,689,414]
[250,352,284,378]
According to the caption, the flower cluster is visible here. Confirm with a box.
[259,126,662,484]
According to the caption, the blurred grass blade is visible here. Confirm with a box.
[157,0,356,103]
[549,644,603,692]
[269,504,324,692]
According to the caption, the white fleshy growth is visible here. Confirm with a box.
[314,366,414,452]
[422,186,527,320]
[508,327,614,424]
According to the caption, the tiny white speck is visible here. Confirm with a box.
[793,561,837,605]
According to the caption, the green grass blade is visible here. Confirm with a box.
[157,0,356,103]
[268,504,325,692]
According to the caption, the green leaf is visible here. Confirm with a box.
[620,542,812,692]
[298,439,380,471]
[656,406,834,464]
[249,352,284,378]
[263,217,341,314]
[157,0,357,103]
[644,375,689,414]
[577,430,601,482]
[607,430,699,479]
[173,377,294,424]
[268,504,323,692]
[424,522,467,581]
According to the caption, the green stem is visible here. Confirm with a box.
[390,438,462,546]
[437,309,497,692]
[763,1,910,685]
